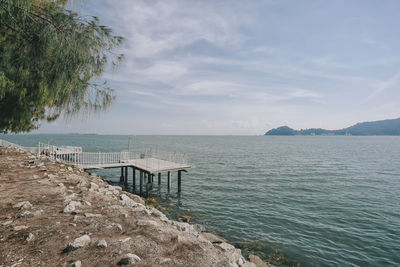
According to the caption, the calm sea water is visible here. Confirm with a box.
[2,135,400,266]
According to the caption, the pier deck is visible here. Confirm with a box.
[81,157,192,173]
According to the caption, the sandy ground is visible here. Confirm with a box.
[0,147,272,267]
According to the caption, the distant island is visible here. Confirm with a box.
[265,118,400,136]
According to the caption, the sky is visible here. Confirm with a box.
[36,0,400,135]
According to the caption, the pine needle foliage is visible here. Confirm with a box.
[0,0,124,133]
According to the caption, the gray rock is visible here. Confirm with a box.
[223,248,245,267]
[118,237,131,243]
[47,174,57,179]
[193,224,206,233]
[97,239,107,248]
[2,220,13,226]
[216,242,235,251]
[72,260,81,267]
[67,167,73,171]
[174,222,197,233]
[249,255,271,267]
[135,219,158,227]
[26,233,34,242]
[84,213,102,218]
[63,201,81,213]
[150,207,166,219]
[89,182,99,191]
[120,194,139,207]
[118,253,141,265]
[67,234,91,250]
[18,210,32,218]
[13,201,32,210]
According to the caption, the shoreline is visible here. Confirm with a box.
[0,146,273,266]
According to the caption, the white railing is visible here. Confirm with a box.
[0,139,188,169]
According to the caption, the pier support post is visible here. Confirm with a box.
[178,170,182,193]
[132,167,136,193]
[139,171,143,195]
[124,167,128,188]
[158,173,161,185]
[146,172,152,197]
[167,171,171,191]
[120,167,124,185]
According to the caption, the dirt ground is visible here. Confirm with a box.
[0,147,269,267]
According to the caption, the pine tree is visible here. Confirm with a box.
[0,0,124,133]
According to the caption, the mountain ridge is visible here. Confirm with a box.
[265,118,400,136]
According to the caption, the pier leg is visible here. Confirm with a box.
[124,167,128,188]
[147,172,151,184]
[132,167,136,193]
[120,167,124,185]
[167,171,171,191]
[158,173,161,186]
[178,170,182,193]
[146,172,152,197]
[139,171,143,195]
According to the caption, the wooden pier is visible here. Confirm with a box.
[0,139,193,196]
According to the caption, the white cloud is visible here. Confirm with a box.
[368,71,400,100]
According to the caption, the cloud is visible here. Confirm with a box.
[106,0,246,58]
[368,71,400,99]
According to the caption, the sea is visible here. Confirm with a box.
[2,134,399,266]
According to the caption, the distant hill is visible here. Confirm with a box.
[265,118,400,136]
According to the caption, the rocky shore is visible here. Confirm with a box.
[0,147,273,267]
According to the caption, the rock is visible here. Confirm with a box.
[73,215,85,222]
[2,220,13,226]
[216,242,236,251]
[72,260,81,267]
[106,185,121,196]
[47,174,57,179]
[84,213,102,218]
[201,232,227,243]
[66,235,91,251]
[18,210,32,218]
[130,194,145,205]
[89,182,99,191]
[30,175,39,179]
[13,225,28,231]
[135,220,158,227]
[63,201,81,213]
[116,223,123,231]
[249,255,270,267]
[118,253,141,265]
[118,237,131,243]
[97,239,107,248]
[120,194,140,207]
[67,167,73,171]
[26,233,34,242]
[32,209,43,216]
[174,222,197,233]
[193,224,206,233]
[150,208,167,219]
[13,201,32,210]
